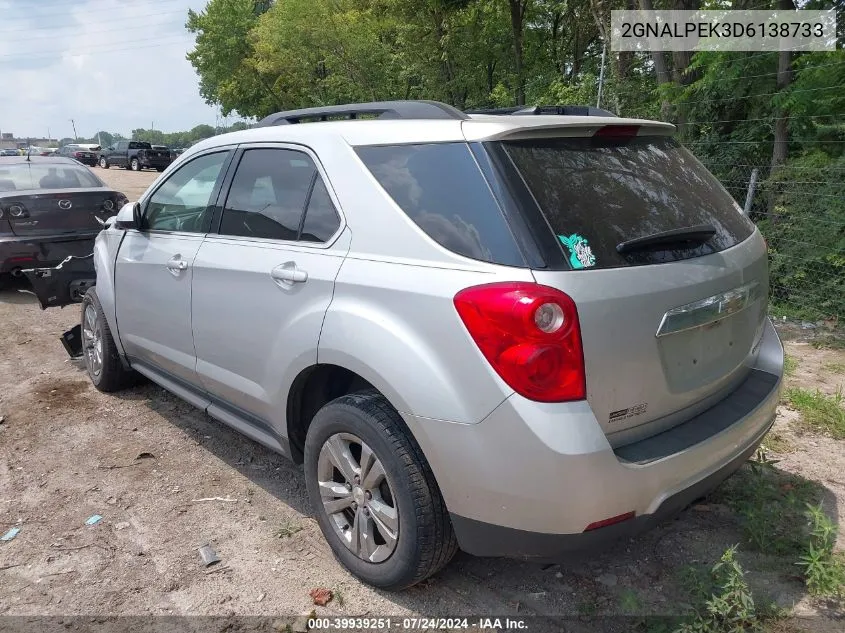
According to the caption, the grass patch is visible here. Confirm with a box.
[785,387,845,439]
[822,362,845,374]
[810,335,845,351]
[618,588,643,614]
[783,354,798,378]
[275,519,303,539]
[761,430,792,454]
[709,452,824,556]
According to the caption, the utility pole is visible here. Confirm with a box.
[69,119,78,141]
[47,126,51,142]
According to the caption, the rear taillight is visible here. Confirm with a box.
[454,282,586,402]
[74,152,83,158]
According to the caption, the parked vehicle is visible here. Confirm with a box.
[98,140,170,172]
[56,144,99,166]
[152,144,177,164]
[0,155,127,289]
[0,149,19,157]
[24,100,783,591]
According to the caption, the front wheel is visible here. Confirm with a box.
[99,157,109,169]
[304,390,457,590]
[81,289,137,392]
[130,158,140,171]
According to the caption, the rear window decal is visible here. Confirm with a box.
[558,234,596,269]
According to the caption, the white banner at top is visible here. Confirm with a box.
[610,10,837,52]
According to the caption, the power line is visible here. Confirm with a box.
[681,113,841,125]
[0,0,184,23]
[0,35,192,60]
[677,85,842,106]
[0,9,188,33]
[6,17,187,42]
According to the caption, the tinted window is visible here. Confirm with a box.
[300,178,341,242]
[129,142,151,150]
[0,163,101,191]
[219,148,316,241]
[503,136,755,269]
[145,151,227,232]
[356,143,524,266]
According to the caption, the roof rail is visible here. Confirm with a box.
[466,105,618,118]
[256,100,468,127]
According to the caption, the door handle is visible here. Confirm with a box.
[166,255,189,274]
[271,262,308,285]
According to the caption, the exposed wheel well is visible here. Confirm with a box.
[286,364,375,464]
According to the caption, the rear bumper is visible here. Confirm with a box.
[0,233,97,274]
[139,157,170,168]
[449,432,764,560]
[403,319,783,559]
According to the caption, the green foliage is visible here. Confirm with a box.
[758,152,845,321]
[275,518,303,539]
[130,122,246,149]
[675,546,762,633]
[785,387,845,439]
[783,355,798,378]
[796,504,845,599]
[181,1,844,321]
[710,455,823,556]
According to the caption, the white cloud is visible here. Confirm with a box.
[0,0,227,139]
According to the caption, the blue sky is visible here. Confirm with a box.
[0,0,232,139]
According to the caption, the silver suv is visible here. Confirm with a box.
[34,101,784,590]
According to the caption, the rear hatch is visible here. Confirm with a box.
[494,127,767,445]
[3,188,121,237]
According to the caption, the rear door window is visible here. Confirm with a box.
[219,148,318,241]
[502,136,755,269]
[356,143,525,267]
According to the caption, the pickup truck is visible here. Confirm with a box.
[98,141,171,172]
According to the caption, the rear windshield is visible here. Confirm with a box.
[0,163,102,191]
[129,142,151,150]
[502,136,755,269]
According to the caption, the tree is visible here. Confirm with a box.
[186,0,280,118]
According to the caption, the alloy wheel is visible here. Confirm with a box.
[82,304,103,377]
[317,432,399,563]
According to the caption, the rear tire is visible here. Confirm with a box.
[304,390,457,590]
[81,288,137,393]
[156,167,165,172]
[99,157,109,169]
[130,158,140,171]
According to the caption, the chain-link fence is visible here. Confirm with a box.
[696,156,845,339]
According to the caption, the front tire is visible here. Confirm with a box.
[304,390,457,590]
[99,157,109,169]
[81,289,136,392]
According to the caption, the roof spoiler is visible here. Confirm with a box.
[256,100,468,127]
[466,105,618,118]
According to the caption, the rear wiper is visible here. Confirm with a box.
[616,224,717,254]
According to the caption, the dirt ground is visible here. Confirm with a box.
[1,167,844,629]
[94,166,160,201]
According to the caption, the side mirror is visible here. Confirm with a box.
[114,201,142,230]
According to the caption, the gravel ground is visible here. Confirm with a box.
[0,167,842,629]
